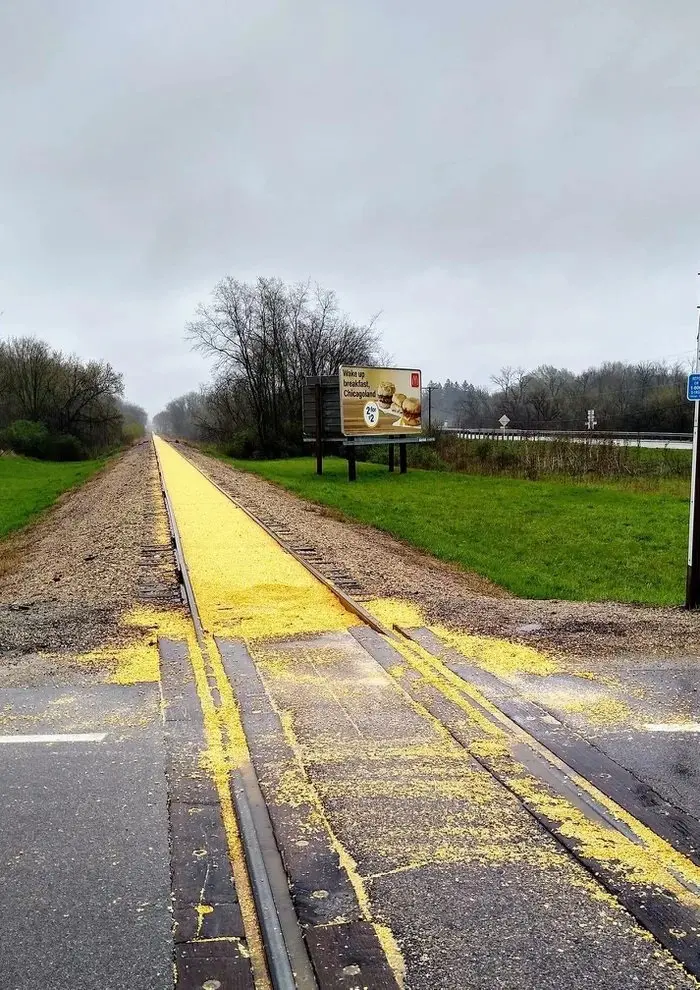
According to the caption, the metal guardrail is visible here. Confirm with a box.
[442,427,693,443]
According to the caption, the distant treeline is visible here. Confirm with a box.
[0,336,147,460]
[154,276,379,456]
[428,362,693,433]
[154,276,694,457]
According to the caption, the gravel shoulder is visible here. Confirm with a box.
[0,440,179,686]
[184,447,700,663]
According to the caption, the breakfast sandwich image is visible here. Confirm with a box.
[376,381,395,411]
[396,396,421,427]
[390,391,406,415]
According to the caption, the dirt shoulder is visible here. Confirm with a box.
[184,447,700,663]
[0,440,179,685]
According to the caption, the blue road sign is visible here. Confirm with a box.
[688,374,700,401]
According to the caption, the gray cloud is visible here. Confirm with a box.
[2,0,699,415]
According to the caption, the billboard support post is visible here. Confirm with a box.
[388,444,395,473]
[314,381,323,476]
[347,444,357,482]
[400,444,407,474]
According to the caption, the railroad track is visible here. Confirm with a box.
[155,438,700,986]
[156,442,319,990]
[155,439,403,990]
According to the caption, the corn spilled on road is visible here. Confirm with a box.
[155,438,700,990]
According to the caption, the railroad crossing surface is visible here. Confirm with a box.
[1,436,699,989]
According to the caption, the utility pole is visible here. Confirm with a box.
[685,277,700,609]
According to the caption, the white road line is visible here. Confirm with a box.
[644,723,700,733]
[0,733,107,744]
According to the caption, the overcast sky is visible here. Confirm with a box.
[2,1,699,416]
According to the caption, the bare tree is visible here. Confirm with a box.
[184,277,379,452]
[0,336,125,454]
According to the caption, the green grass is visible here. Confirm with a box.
[0,455,105,541]
[228,456,690,606]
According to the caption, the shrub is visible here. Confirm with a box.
[122,422,146,443]
[48,434,87,461]
[222,429,258,459]
[0,422,89,461]
[0,420,50,458]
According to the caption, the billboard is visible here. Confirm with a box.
[339,366,422,436]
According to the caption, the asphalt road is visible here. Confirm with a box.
[248,630,698,990]
[0,684,172,990]
[515,657,700,821]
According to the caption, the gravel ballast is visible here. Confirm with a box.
[0,441,179,685]
[183,447,700,663]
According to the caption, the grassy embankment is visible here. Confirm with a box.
[0,455,105,541]
[226,455,689,606]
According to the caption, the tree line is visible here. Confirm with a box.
[155,275,694,454]
[427,361,693,433]
[154,277,379,455]
[0,336,147,460]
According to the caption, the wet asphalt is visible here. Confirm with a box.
[515,657,700,820]
[3,655,696,990]
[250,631,698,990]
[0,684,172,990]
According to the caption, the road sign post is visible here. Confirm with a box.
[687,394,700,609]
[686,306,700,609]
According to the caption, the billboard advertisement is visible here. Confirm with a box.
[339,366,422,436]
